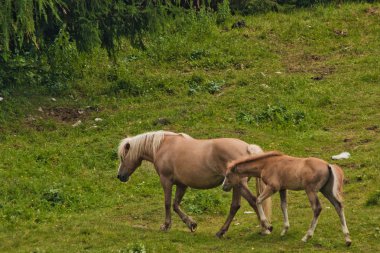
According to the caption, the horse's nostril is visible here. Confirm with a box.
[117,175,120,179]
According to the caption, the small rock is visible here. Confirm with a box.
[72,120,82,127]
[27,115,36,121]
[244,211,255,214]
[78,110,84,115]
[232,20,246,29]
[366,125,378,131]
[51,98,56,102]
[333,29,348,36]
[38,107,44,112]
[311,76,323,81]
[94,118,103,122]
[0,97,3,102]
[234,222,240,226]
[153,117,171,126]
[275,71,282,74]
[331,152,350,160]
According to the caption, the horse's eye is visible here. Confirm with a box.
[125,143,130,150]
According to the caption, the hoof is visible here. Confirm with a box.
[160,223,171,231]
[215,231,225,238]
[280,230,287,237]
[345,239,352,247]
[186,219,198,232]
[189,222,197,232]
[260,229,271,235]
[268,225,273,232]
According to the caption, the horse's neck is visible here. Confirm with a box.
[141,149,154,163]
[238,160,264,177]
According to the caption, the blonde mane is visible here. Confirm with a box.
[227,151,283,171]
[118,130,191,161]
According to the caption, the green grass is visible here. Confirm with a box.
[1,2,380,252]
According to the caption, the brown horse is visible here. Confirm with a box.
[117,131,272,237]
[222,151,351,246]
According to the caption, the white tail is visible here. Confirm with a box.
[329,165,343,202]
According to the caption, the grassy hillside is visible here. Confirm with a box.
[1,2,380,252]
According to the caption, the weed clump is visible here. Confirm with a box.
[42,189,65,206]
[187,75,224,95]
[238,103,306,127]
[183,191,223,214]
[366,191,380,206]
[120,242,146,253]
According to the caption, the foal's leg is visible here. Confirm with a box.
[216,185,241,238]
[159,176,173,231]
[240,181,272,234]
[322,191,351,246]
[173,184,197,232]
[280,189,290,236]
[302,191,322,242]
[256,185,276,234]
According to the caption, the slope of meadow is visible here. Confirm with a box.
[0,2,379,252]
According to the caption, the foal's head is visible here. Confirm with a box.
[117,138,143,183]
[222,166,241,192]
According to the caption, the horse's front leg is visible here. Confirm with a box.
[216,185,241,238]
[256,185,276,234]
[240,179,273,234]
[173,184,197,232]
[160,176,173,231]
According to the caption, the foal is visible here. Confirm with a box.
[222,151,351,246]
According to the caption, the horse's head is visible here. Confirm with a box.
[117,138,142,183]
[222,166,240,192]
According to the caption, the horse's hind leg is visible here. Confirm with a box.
[216,185,241,238]
[159,176,173,231]
[173,184,197,232]
[321,190,351,246]
[280,189,290,236]
[302,191,322,242]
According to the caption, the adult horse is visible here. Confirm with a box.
[116,130,272,237]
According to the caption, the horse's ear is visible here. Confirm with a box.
[125,143,130,150]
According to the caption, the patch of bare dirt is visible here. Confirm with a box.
[44,106,100,123]
[284,52,335,77]
[366,125,379,132]
[365,7,379,15]
[333,29,348,37]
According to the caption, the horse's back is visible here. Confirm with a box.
[155,136,251,189]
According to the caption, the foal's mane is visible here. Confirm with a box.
[227,151,283,171]
[118,130,191,161]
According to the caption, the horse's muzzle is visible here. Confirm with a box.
[117,174,129,182]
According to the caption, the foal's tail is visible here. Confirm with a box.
[248,144,272,221]
[328,164,344,202]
